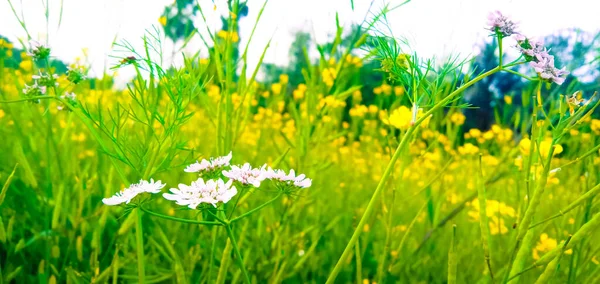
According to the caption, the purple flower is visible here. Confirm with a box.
[529,54,569,85]
[514,35,548,61]
[487,11,518,37]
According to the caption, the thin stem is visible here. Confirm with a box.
[140,206,222,226]
[0,96,53,104]
[225,224,251,284]
[559,143,600,169]
[135,208,146,284]
[498,34,503,67]
[502,68,537,81]
[503,60,527,69]
[227,186,246,219]
[206,209,227,224]
[230,193,283,223]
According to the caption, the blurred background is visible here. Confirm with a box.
[1,0,598,81]
[1,0,599,129]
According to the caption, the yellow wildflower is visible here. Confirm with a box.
[450,112,466,125]
[158,16,167,26]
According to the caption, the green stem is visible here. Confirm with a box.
[140,206,222,226]
[502,68,537,81]
[207,226,219,282]
[136,208,146,284]
[377,152,405,283]
[477,154,494,281]
[206,209,227,224]
[326,66,501,283]
[230,193,282,223]
[559,143,600,169]
[225,224,251,284]
[505,137,556,282]
[0,96,54,104]
[498,34,503,67]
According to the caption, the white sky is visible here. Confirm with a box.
[1,0,598,86]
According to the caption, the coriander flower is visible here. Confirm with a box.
[66,66,87,84]
[27,39,51,60]
[530,54,569,85]
[32,72,59,88]
[487,11,518,37]
[185,152,232,173]
[514,35,548,61]
[22,83,46,98]
[102,179,166,206]
[264,168,312,189]
[163,178,237,208]
[223,163,267,187]
[57,92,77,111]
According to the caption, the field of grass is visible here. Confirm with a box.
[1,1,600,283]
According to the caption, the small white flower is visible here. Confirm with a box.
[184,152,233,173]
[223,163,266,187]
[264,168,312,189]
[163,178,238,208]
[63,92,77,101]
[102,179,166,206]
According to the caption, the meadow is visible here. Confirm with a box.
[1,1,600,283]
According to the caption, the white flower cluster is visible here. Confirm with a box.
[163,178,238,208]
[185,151,232,173]
[263,168,312,188]
[223,163,267,187]
[102,152,312,208]
[57,92,77,111]
[102,179,166,205]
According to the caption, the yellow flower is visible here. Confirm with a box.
[519,138,531,155]
[217,30,239,43]
[158,16,167,26]
[489,217,508,235]
[483,131,494,140]
[352,90,362,102]
[373,86,382,95]
[468,128,482,138]
[382,106,411,130]
[381,84,392,96]
[504,95,513,105]
[350,105,368,117]
[458,143,479,155]
[19,60,33,71]
[533,233,557,260]
[271,83,282,95]
[394,86,404,96]
[514,156,523,170]
[279,74,289,84]
[591,119,600,134]
[539,139,563,158]
[450,112,466,125]
[322,67,337,87]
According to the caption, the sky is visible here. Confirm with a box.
[1,0,598,86]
